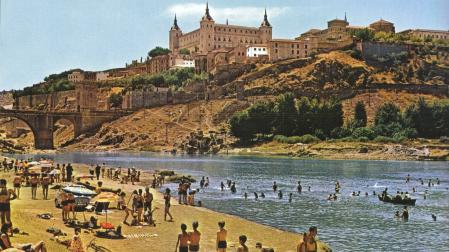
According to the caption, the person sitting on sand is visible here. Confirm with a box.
[69,227,84,252]
[0,223,47,252]
[237,235,249,252]
[164,188,174,222]
[216,221,227,252]
[188,221,201,252]
[13,175,21,199]
[0,179,16,233]
[296,232,307,252]
[175,223,189,252]
[143,207,158,226]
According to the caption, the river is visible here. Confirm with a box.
[7,152,449,252]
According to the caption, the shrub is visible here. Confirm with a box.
[313,129,326,140]
[273,134,319,144]
[352,127,375,140]
[330,127,351,139]
[357,137,369,142]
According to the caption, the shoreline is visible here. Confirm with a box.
[1,155,332,252]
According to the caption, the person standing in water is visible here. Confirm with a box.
[289,193,293,203]
[175,223,189,252]
[220,182,225,191]
[216,221,227,252]
[402,206,409,221]
[189,221,201,252]
[272,181,278,192]
[278,190,283,199]
[230,182,236,194]
[297,181,302,193]
[254,192,259,200]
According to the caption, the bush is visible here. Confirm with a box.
[352,127,375,140]
[339,137,357,142]
[330,127,351,139]
[357,137,369,142]
[273,134,319,144]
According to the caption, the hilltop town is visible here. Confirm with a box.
[1,3,449,160]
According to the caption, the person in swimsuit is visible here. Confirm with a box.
[306,226,318,252]
[237,235,248,252]
[61,192,70,222]
[297,181,302,193]
[164,188,174,221]
[69,227,84,252]
[67,193,76,220]
[175,223,189,252]
[297,232,308,252]
[1,223,47,252]
[30,175,39,200]
[119,192,133,225]
[216,221,227,252]
[188,221,201,252]
[41,174,50,200]
[272,181,277,192]
[143,187,153,212]
[13,175,22,199]
[0,179,17,233]
[220,182,225,191]
[136,189,144,223]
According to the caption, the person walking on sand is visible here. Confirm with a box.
[41,174,50,200]
[119,192,133,225]
[175,223,189,252]
[95,164,101,181]
[189,221,201,252]
[237,235,249,252]
[164,188,174,221]
[30,175,39,200]
[12,175,21,199]
[216,221,227,252]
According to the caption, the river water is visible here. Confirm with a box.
[8,152,449,252]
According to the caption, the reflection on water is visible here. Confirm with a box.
[9,152,449,252]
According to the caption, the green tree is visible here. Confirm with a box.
[246,101,275,135]
[354,101,367,127]
[109,93,123,108]
[148,46,171,58]
[296,97,312,135]
[350,28,375,41]
[179,48,190,55]
[274,93,297,136]
[229,111,253,143]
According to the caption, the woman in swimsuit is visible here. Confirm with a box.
[0,179,17,233]
[297,232,308,252]
[216,221,227,252]
[175,223,189,252]
[1,223,47,252]
[188,221,201,252]
[164,188,173,221]
[61,192,69,222]
[136,189,144,223]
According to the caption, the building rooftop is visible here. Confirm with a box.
[370,19,394,25]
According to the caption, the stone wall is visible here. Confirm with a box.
[358,41,412,59]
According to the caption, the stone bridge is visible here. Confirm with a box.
[0,109,129,149]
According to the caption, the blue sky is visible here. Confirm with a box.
[0,0,448,90]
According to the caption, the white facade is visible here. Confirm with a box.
[68,71,85,83]
[174,59,195,68]
[246,46,268,57]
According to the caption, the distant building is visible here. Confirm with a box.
[398,29,449,41]
[246,46,268,58]
[369,19,396,33]
[68,71,85,83]
[96,72,110,81]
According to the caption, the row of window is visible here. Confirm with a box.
[417,33,448,39]
[274,43,308,49]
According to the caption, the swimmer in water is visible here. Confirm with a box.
[244,192,247,200]
[254,192,258,200]
[289,193,293,203]
[260,192,265,198]
[278,190,283,199]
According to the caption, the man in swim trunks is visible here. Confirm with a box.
[164,188,173,222]
[41,174,50,200]
[188,221,201,252]
[30,175,39,200]
[0,179,17,232]
[216,221,227,252]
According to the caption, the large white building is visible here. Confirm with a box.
[246,46,269,57]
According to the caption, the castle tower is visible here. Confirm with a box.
[259,8,272,45]
[199,2,215,53]
[169,14,182,51]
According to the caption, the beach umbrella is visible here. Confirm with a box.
[91,192,118,204]
[63,186,97,196]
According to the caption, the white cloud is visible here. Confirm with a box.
[166,3,289,24]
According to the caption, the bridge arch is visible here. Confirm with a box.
[0,116,36,149]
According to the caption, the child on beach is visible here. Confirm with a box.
[237,235,249,252]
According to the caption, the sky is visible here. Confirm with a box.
[0,0,448,90]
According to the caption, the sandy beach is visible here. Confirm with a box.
[1,156,331,252]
